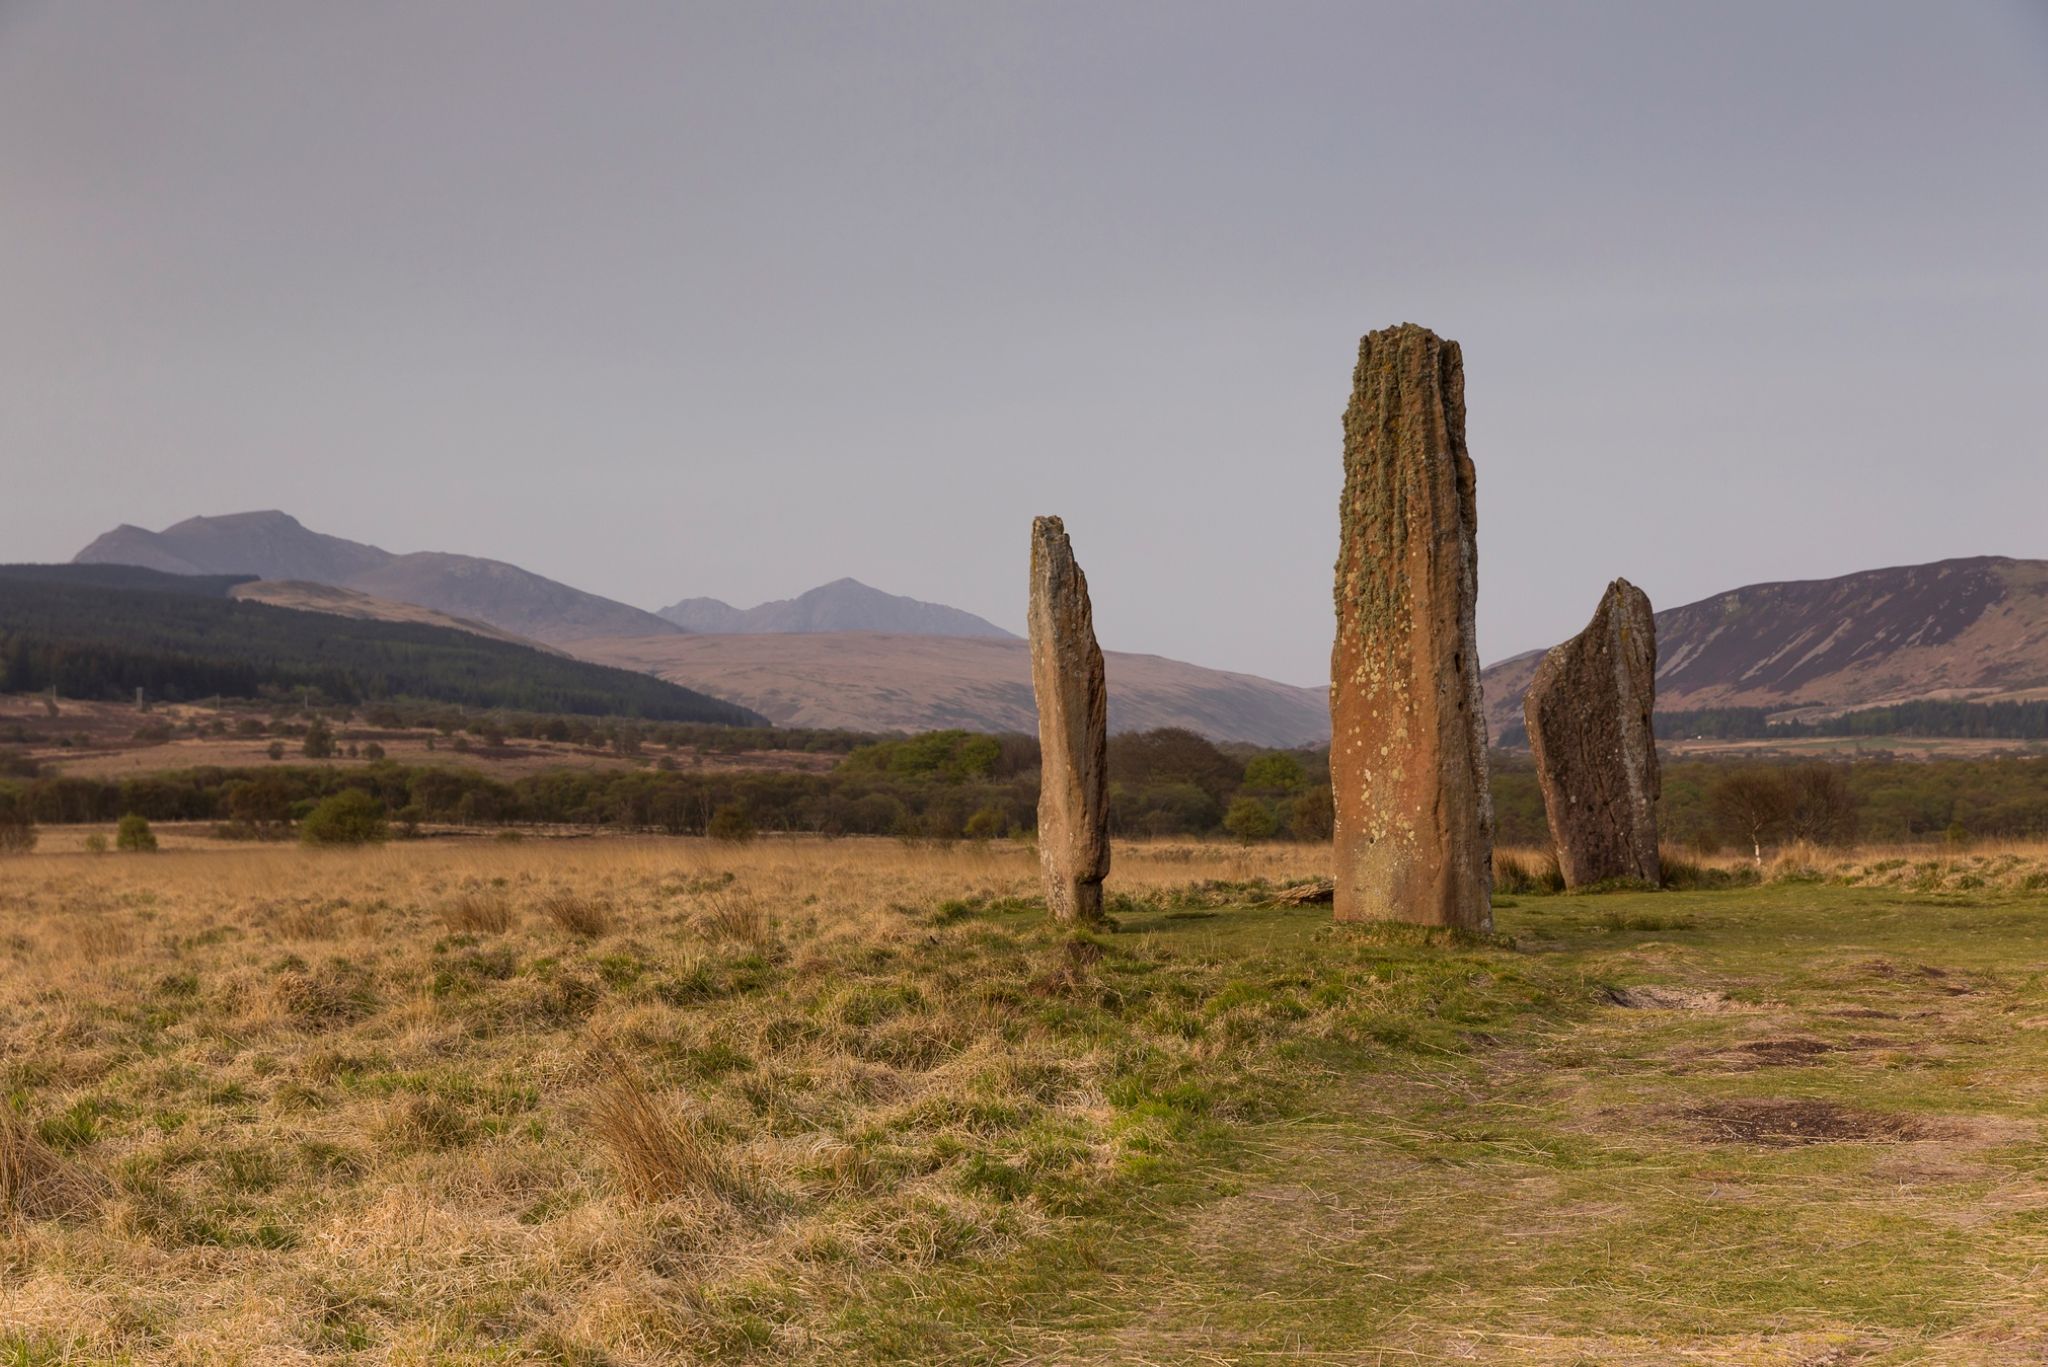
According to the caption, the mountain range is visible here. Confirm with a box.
[70,510,1317,742]
[1481,556,2048,740]
[658,579,1014,638]
[71,514,2048,747]
[76,512,1014,649]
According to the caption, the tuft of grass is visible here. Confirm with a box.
[274,960,378,1025]
[1766,840,1835,884]
[73,917,133,959]
[538,890,612,938]
[0,1106,103,1221]
[1494,850,1565,895]
[439,889,513,934]
[585,1044,729,1205]
[1660,854,1761,890]
[701,892,772,947]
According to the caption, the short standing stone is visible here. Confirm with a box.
[1524,579,1661,887]
[1028,516,1109,922]
[1330,324,1493,930]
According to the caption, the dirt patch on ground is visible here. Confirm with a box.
[1682,1099,1937,1146]
[1724,1037,1838,1067]
[1605,984,1743,1012]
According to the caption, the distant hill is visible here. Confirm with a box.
[77,511,392,583]
[228,580,553,650]
[574,632,1328,746]
[0,565,761,724]
[74,511,681,645]
[659,578,1016,639]
[1482,556,2048,741]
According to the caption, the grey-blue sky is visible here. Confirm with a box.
[2,1,2044,686]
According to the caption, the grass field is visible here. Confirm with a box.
[3,836,2048,1363]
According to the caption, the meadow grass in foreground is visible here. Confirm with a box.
[0,837,2046,1363]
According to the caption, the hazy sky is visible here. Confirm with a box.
[3,2,2045,686]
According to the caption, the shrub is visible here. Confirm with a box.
[1242,752,1307,794]
[842,730,1004,782]
[1286,787,1334,841]
[302,719,336,760]
[964,806,1008,841]
[1222,797,1278,843]
[300,791,389,846]
[83,833,108,854]
[708,804,756,845]
[266,741,286,762]
[115,813,158,853]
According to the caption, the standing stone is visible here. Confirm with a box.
[1524,579,1661,888]
[1028,516,1109,923]
[1330,324,1493,930]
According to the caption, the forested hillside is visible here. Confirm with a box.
[0,567,762,724]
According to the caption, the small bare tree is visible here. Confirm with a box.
[1710,768,1792,866]
[1782,763,1858,847]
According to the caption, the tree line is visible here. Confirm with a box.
[1500,702,2048,748]
[0,726,1334,843]
[1493,753,2048,851]
[6,721,2045,852]
[1651,701,2048,742]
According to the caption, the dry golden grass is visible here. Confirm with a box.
[0,1107,102,1223]
[538,887,616,937]
[1489,837,2048,895]
[699,890,771,947]
[439,887,514,934]
[0,835,1328,1362]
[10,832,2047,1361]
[586,1043,732,1206]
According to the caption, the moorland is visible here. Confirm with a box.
[4,834,2048,1363]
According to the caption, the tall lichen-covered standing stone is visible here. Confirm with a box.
[1524,579,1661,888]
[1330,324,1493,930]
[1028,515,1109,922]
